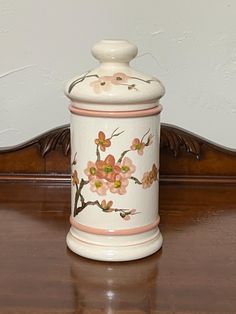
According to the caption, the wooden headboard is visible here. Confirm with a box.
[0,124,235,184]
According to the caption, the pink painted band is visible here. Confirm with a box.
[69,230,160,247]
[69,104,162,118]
[70,215,160,236]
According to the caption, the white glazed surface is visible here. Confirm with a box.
[67,113,162,261]
[70,114,160,230]
[65,40,165,106]
[67,229,163,262]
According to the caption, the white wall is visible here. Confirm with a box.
[1,0,236,149]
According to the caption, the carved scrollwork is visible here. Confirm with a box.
[160,125,201,159]
[38,125,70,157]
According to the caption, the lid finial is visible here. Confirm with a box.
[91,39,138,63]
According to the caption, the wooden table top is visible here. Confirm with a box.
[0,181,235,314]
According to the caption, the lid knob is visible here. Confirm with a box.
[91,39,138,64]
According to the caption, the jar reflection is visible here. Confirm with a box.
[68,250,161,313]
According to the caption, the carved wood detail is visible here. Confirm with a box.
[160,124,201,159]
[38,125,70,157]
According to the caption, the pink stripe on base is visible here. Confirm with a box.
[70,216,160,236]
[69,104,162,118]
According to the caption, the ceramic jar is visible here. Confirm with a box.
[65,40,165,261]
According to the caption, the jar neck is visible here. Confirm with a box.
[98,62,130,71]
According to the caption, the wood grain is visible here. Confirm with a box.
[0,181,235,313]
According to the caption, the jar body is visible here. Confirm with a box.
[67,107,163,261]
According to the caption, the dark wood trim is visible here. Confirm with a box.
[161,175,236,184]
[0,123,236,183]
[1,174,236,185]
[0,174,70,183]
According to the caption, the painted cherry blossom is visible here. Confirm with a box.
[90,76,113,94]
[72,128,156,220]
[68,71,158,95]
[149,164,158,183]
[123,214,131,221]
[111,72,129,85]
[89,178,108,196]
[71,170,79,186]
[119,157,136,178]
[96,154,121,182]
[101,200,114,212]
[109,174,129,195]
[130,138,145,155]
[130,209,137,215]
[120,209,137,220]
[142,171,152,189]
[95,131,111,152]
[84,161,97,180]
[141,164,158,189]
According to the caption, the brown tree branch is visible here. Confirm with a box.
[68,73,99,93]
[96,144,101,161]
[130,176,142,185]
[117,150,130,163]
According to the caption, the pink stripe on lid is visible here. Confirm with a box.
[69,104,162,118]
[70,215,160,236]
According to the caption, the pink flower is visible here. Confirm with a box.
[119,157,136,178]
[130,209,137,215]
[123,215,131,221]
[84,161,97,180]
[96,154,121,182]
[95,131,111,152]
[111,72,129,85]
[89,178,108,196]
[109,174,129,195]
[142,172,152,189]
[90,76,113,94]
[141,164,159,189]
[130,138,145,155]
[120,209,137,220]
[101,199,113,212]
[149,164,158,183]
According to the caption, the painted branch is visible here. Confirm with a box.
[73,184,80,214]
[108,128,125,140]
[130,176,142,185]
[68,74,99,93]
[128,76,158,84]
[74,193,135,219]
[74,178,89,216]
[117,150,130,163]
[141,129,150,143]
[96,144,101,161]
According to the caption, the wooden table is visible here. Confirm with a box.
[0,181,235,314]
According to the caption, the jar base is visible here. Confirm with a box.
[66,228,163,262]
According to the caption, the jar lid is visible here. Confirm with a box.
[65,40,165,111]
